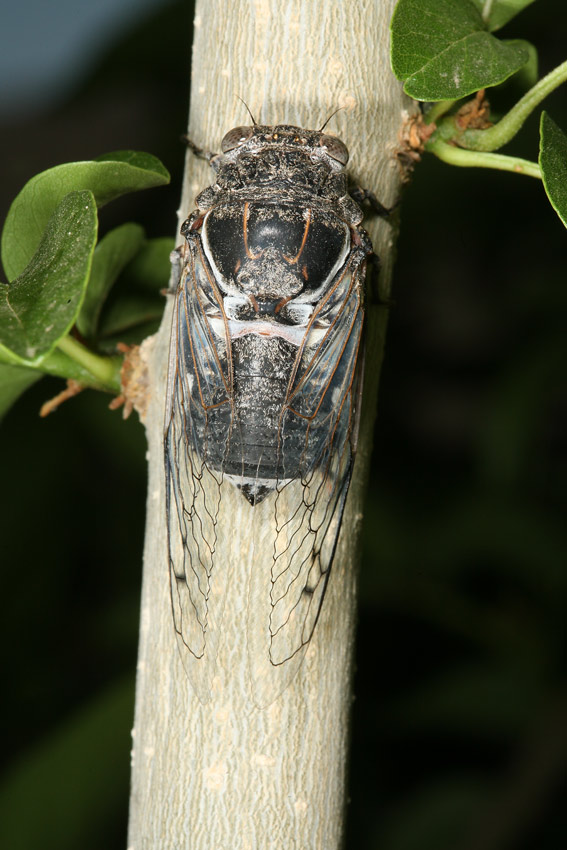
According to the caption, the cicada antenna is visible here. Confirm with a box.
[236,96,258,126]
[319,107,345,132]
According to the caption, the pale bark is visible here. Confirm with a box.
[128,1,411,847]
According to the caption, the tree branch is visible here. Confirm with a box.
[128,2,410,847]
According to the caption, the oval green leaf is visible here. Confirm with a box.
[539,112,567,228]
[94,237,173,349]
[470,0,536,32]
[98,296,164,339]
[510,39,538,89]
[76,222,146,339]
[390,0,529,101]
[1,152,170,282]
[94,150,169,176]
[113,236,175,294]
[0,190,98,363]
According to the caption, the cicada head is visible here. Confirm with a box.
[214,123,350,174]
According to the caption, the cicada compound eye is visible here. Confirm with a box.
[221,126,254,152]
[319,134,349,165]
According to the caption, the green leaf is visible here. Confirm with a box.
[1,152,170,282]
[0,676,133,850]
[94,149,169,179]
[0,191,97,363]
[390,0,529,101]
[470,0,536,32]
[539,112,567,228]
[97,318,163,353]
[76,223,145,339]
[510,38,538,88]
[0,363,43,419]
[95,237,173,349]
[98,296,164,339]
[113,236,175,293]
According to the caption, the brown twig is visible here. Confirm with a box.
[109,341,151,423]
[39,380,84,417]
[396,110,437,181]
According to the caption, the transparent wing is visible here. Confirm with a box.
[164,239,233,703]
[248,253,365,706]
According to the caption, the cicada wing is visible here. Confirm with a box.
[248,255,365,707]
[165,240,233,703]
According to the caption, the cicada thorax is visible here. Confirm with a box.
[194,194,355,502]
[165,123,374,704]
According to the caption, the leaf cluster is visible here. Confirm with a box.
[0,153,172,418]
[390,0,567,223]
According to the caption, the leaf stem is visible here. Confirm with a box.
[425,100,458,124]
[459,60,567,151]
[427,139,541,178]
[56,336,122,391]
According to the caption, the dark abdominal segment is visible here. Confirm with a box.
[224,333,298,503]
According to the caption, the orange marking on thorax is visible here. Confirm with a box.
[243,202,263,259]
[283,208,311,264]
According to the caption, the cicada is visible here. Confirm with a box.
[164,122,374,706]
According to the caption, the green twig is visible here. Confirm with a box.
[459,60,567,152]
[55,336,122,392]
[427,139,541,178]
[425,100,458,124]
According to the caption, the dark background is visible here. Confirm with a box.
[1,2,565,849]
